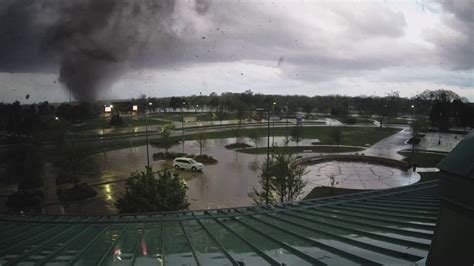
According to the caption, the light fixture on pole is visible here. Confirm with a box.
[145,102,153,168]
[256,107,271,205]
[182,101,186,153]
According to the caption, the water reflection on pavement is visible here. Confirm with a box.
[301,161,420,198]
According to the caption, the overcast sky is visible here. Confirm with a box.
[0,0,473,103]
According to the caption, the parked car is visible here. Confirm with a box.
[173,157,204,171]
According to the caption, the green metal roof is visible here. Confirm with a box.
[0,181,439,265]
[437,130,474,178]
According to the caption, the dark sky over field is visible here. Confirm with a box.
[0,0,473,102]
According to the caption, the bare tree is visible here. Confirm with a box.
[159,123,175,152]
[247,129,261,149]
[197,126,207,156]
[249,153,307,204]
[290,125,303,147]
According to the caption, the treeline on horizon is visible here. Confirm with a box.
[1,89,473,137]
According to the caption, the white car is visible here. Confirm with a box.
[173,157,204,171]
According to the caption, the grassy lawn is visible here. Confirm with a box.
[237,146,364,154]
[151,112,239,122]
[186,126,398,146]
[341,117,374,124]
[419,172,440,182]
[398,150,446,167]
[385,118,411,124]
[73,117,165,132]
[45,126,397,161]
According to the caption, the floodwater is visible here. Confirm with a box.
[62,136,324,214]
[59,135,419,215]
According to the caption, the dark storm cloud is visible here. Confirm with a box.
[0,0,54,72]
[426,0,474,70]
[0,0,208,101]
[2,0,470,102]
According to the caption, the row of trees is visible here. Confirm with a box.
[0,101,98,136]
[2,89,472,138]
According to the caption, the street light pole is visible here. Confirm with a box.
[285,106,289,145]
[145,102,152,168]
[438,111,442,145]
[266,109,270,204]
[410,105,416,161]
[256,107,271,205]
[272,101,276,146]
[182,101,186,153]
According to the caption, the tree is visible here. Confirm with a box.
[56,145,99,187]
[216,106,226,125]
[71,102,98,123]
[429,100,450,132]
[197,126,207,155]
[207,92,220,111]
[301,97,313,119]
[56,103,73,121]
[249,153,307,204]
[169,97,184,111]
[55,129,99,187]
[115,167,189,213]
[375,99,389,128]
[409,116,428,160]
[290,125,303,147]
[247,129,261,149]
[234,119,243,143]
[109,113,124,127]
[159,123,175,152]
[248,160,275,205]
[385,91,400,124]
[328,174,339,196]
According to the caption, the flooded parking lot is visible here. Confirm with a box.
[59,134,420,215]
[63,136,325,214]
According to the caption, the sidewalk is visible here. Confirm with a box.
[417,132,463,153]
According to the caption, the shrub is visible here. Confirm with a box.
[187,154,218,164]
[6,190,44,209]
[109,114,124,127]
[152,152,187,160]
[344,117,357,124]
[115,167,189,213]
[18,177,43,190]
[407,137,421,145]
[57,183,97,202]
[225,143,252,149]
